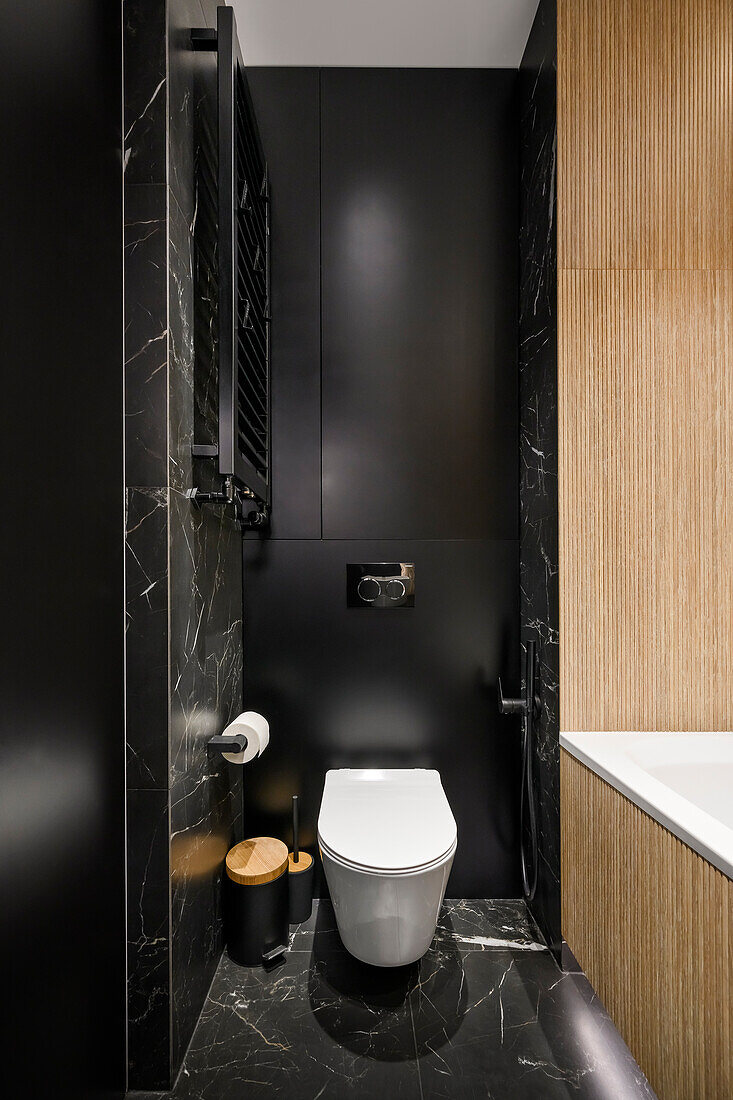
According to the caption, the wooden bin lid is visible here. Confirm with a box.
[288,851,313,875]
[226,837,289,886]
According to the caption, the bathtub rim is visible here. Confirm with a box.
[560,730,733,881]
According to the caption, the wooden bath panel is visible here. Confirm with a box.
[561,749,732,1100]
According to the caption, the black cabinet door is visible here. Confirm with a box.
[0,1,125,1095]
[321,68,519,541]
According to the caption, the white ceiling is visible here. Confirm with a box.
[228,0,540,68]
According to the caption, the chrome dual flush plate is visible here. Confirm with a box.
[346,563,415,608]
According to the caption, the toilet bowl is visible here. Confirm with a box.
[317,769,457,967]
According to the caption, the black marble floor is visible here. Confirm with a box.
[130,899,657,1100]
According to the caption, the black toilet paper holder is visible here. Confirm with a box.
[207,733,248,756]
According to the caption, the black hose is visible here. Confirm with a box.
[520,713,539,902]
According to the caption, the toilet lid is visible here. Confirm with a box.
[317,769,457,873]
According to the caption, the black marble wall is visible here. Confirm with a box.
[124,0,243,1087]
[518,0,561,959]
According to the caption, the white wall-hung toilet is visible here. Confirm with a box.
[317,769,457,967]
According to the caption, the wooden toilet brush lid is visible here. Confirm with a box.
[288,851,313,874]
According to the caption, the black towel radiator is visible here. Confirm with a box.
[190,6,270,530]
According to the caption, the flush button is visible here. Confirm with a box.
[385,579,406,600]
[357,577,381,602]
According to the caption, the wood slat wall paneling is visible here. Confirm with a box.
[557,0,733,731]
[558,269,733,730]
[558,0,733,272]
[561,749,732,1100]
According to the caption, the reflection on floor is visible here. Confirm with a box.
[131,899,657,1099]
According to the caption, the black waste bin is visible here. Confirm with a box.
[224,837,289,966]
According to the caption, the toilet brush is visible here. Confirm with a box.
[288,794,314,925]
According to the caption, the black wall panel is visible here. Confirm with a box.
[245,69,521,899]
[321,69,519,541]
[0,1,125,1096]
[244,539,521,897]
[247,69,322,539]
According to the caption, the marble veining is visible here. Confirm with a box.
[130,899,656,1100]
[126,788,171,1089]
[169,487,243,1071]
[124,0,243,1086]
[126,487,169,790]
[167,0,244,1074]
[123,0,166,184]
[518,0,561,958]
[124,185,168,488]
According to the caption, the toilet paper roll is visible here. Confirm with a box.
[220,711,269,764]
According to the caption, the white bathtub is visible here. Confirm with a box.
[560,731,733,880]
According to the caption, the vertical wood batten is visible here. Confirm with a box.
[558,0,733,731]
[561,750,732,1100]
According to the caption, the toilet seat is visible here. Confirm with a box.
[317,768,457,875]
[319,834,457,877]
